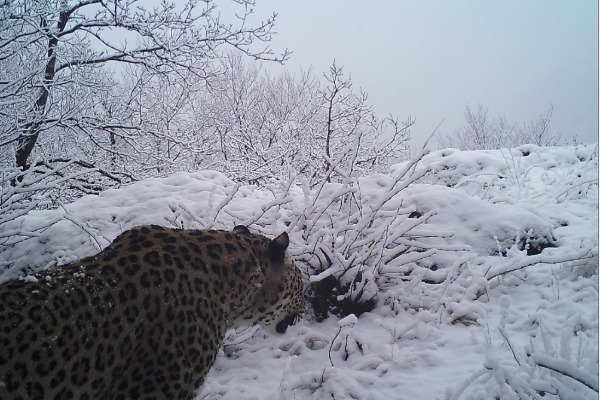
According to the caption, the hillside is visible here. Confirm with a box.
[1,144,598,399]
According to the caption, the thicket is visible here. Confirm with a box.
[438,104,557,150]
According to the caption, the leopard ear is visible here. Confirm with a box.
[268,232,289,264]
[233,225,251,235]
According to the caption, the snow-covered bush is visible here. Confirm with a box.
[282,146,454,320]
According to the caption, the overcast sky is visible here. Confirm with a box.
[251,0,598,146]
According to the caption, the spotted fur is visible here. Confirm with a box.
[0,225,304,400]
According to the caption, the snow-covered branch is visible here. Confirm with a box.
[486,250,596,281]
[532,353,599,392]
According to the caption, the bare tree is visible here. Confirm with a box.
[439,104,557,150]
[195,58,412,184]
[0,0,288,172]
[464,104,490,148]
[321,62,353,179]
[317,61,413,183]
[521,105,554,146]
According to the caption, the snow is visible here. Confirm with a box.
[338,314,358,328]
[1,144,597,399]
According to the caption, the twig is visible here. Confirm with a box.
[447,368,488,400]
[532,353,599,392]
[555,179,598,203]
[328,326,342,367]
[59,204,106,250]
[486,250,595,280]
[498,326,521,366]
[206,183,240,229]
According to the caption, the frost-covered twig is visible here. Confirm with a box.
[555,179,598,203]
[173,202,207,228]
[242,179,293,228]
[532,353,599,392]
[206,183,240,229]
[447,368,488,400]
[486,250,596,280]
[0,215,64,240]
[328,326,342,367]
[498,326,521,366]
[59,204,108,251]
[328,314,358,367]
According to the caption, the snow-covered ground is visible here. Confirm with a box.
[1,144,598,399]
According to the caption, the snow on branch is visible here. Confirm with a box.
[241,179,294,228]
[206,183,240,230]
[532,353,599,393]
[485,249,596,281]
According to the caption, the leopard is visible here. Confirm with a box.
[0,224,305,400]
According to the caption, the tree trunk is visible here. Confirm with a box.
[15,56,54,169]
[324,89,337,183]
[15,10,68,170]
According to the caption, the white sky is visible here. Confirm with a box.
[250,0,598,146]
